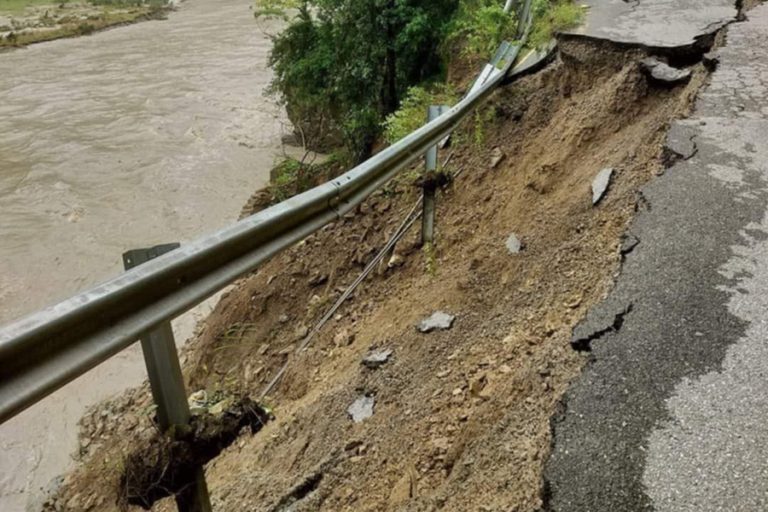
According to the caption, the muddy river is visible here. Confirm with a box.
[0,1,287,509]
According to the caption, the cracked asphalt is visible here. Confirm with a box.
[565,0,736,49]
[545,1,768,511]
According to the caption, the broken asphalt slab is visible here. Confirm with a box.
[664,121,699,162]
[569,303,633,353]
[545,4,768,511]
[640,58,692,84]
[563,0,737,51]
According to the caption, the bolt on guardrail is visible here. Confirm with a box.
[122,244,212,512]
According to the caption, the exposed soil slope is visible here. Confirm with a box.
[49,39,709,511]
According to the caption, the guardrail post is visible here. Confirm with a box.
[517,0,533,37]
[421,185,436,247]
[122,244,212,512]
[422,106,448,246]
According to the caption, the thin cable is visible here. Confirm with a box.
[259,154,456,400]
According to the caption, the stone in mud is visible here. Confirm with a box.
[469,374,488,397]
[640,58,692,85]
[621,233,641,256]
[123,413,139,431]
[564,293,583,309]
[334,329,354,346]
[505,233,524,254]
[294,324,310,341]
[188,390,208,415]
[362,349,393,369]
[591,168,614,205]
[208,399,232,416]
[417,311,456,333]
[308,273,328,287]
[347,395,375,423]
[389,466,417,505]
[388,253,405,268]
[490,147,505,168]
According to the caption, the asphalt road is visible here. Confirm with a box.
[545,1,768,511]
[565,0,736,49]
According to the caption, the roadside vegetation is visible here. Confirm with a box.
[528,0,584,48]
[383,83,459,144]
[253,0,583,211]
[0,0,170,48]
[267,151,348,203]
[258,0,460,161]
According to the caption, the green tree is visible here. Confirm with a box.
[263,0,459,160]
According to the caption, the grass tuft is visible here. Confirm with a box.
[382,84,459,145]
[528,0,585,49]
[447,0,519,59]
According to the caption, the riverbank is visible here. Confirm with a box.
[0,0,172,49]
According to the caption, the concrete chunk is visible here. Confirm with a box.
[417,311,456,333]
[362,349,393,369]
[347,395,375,423]
[592,168,614,205]
[506,233,524,254]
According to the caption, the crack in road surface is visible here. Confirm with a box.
[570,304,633,353]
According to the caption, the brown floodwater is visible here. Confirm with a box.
[0,1,286,509]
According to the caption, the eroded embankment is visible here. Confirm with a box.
[0,2,171,50]
[49,37,712,512]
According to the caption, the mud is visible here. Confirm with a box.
[120,398,271,510]
[50,37,710,512]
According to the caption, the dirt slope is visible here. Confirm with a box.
[49,39,709,512]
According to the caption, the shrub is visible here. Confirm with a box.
[86,0,169,8]
[267,151,349,203]
[260,0,460,160]
[260,0,583,161]
[382,84,458,144]
[254,0,300,19]
[88,0,166,6]
[527,0,584,48]
[446,0,518,58]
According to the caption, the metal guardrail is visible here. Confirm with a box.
[0,1,538,427]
